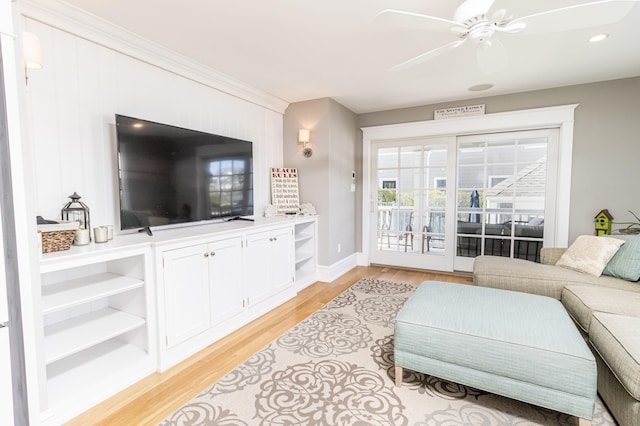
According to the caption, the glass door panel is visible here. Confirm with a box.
[455,130,551,271]
[371,139,454,270]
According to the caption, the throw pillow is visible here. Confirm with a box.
[603,235,640,281]
[556,235,625,276]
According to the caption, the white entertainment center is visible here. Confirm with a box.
[37,216,317,425]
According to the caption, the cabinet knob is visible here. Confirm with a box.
[210,251,216,256]
[204,252,209,257]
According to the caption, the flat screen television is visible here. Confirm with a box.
[115,114,254,231]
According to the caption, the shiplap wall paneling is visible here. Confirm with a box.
[25,17,285,230]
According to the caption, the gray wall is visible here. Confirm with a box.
[286,77,640,261]
[283,98,358,266]
[358,76,640,246]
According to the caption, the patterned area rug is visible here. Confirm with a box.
[159,278,616,425]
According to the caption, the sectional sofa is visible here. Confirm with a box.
[473,244,640,426]
[457,220,544,262]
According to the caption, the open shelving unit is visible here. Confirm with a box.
[293,217,317,289]
[39,246,155,424]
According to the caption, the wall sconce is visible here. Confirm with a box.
[298,129,312,158]
[23,31,43,85]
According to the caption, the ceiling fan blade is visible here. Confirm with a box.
[495,21,527,33]
[476,39,508,75]
[390,39,467,72]
[490,9,507,23]
[375,9,461,32]
[510,0,639,35]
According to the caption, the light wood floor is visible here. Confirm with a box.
[66,265,473,425]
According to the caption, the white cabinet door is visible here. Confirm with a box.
[270,227,293,294]
[244,231,273,306]
[209,237,244,325]
[245,227,293,306]
[163,244,211,347]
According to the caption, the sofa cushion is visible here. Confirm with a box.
[603,235,640,282]
[561,286,640,332]
[556,235,624,276]
[589,312,640,401]
[473,255,640,300]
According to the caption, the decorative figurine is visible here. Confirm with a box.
[264,204,277,218]
[300,203,317,216]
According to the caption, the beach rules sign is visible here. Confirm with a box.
[271,167,300,214]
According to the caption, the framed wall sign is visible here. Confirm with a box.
[270,167,300,214]
[434,104,485,120]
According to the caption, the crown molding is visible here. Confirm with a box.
[19,0,290,114]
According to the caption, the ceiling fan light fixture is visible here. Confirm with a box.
[589,33,609,43]
[468,83,494,92]
[469,24,495,44]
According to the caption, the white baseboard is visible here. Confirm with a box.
[317,253,363,282]
[356,252,368,266]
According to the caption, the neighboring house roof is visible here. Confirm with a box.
[485,158,546,198]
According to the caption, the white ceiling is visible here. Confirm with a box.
[60,0,640,114]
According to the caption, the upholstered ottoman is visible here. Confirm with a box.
[394,281,597,423]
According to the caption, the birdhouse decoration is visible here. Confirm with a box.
[61,192,91,240]
[594,209,613,236]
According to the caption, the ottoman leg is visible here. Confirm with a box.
[395,366,403,387]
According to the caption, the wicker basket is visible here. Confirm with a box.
[38,222,79,253]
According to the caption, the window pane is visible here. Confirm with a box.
[424,189,446,209]
[516,139,547,162]
[232,159,246,173]
[401,146,422,168]
[425,167,447,190]
[208,158,251,218]
[457,132,548,263]
[378,147,398,168]
[486,141,516,163]
[458,165,485,189]
[375,142,447,257]
[425,147,447,167]
[458,144,484,165]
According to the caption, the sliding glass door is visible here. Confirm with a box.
[370,137,456,271]
[454,129,558,271]
[368,129,559,273]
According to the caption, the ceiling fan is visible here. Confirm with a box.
[376,0,639,74]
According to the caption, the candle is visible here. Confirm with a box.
[94,227,108,243]
[74,228,90,246]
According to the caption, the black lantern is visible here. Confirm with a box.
[61,192,91,240]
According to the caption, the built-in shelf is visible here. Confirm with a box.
[38,246,154,424]
[35,218,317,423]
[44,307,145,364]
[293,218,317,290]
[46,339,150,416]
[295,253,314,265]
[295,234,313,244]
[41,273,144,315]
